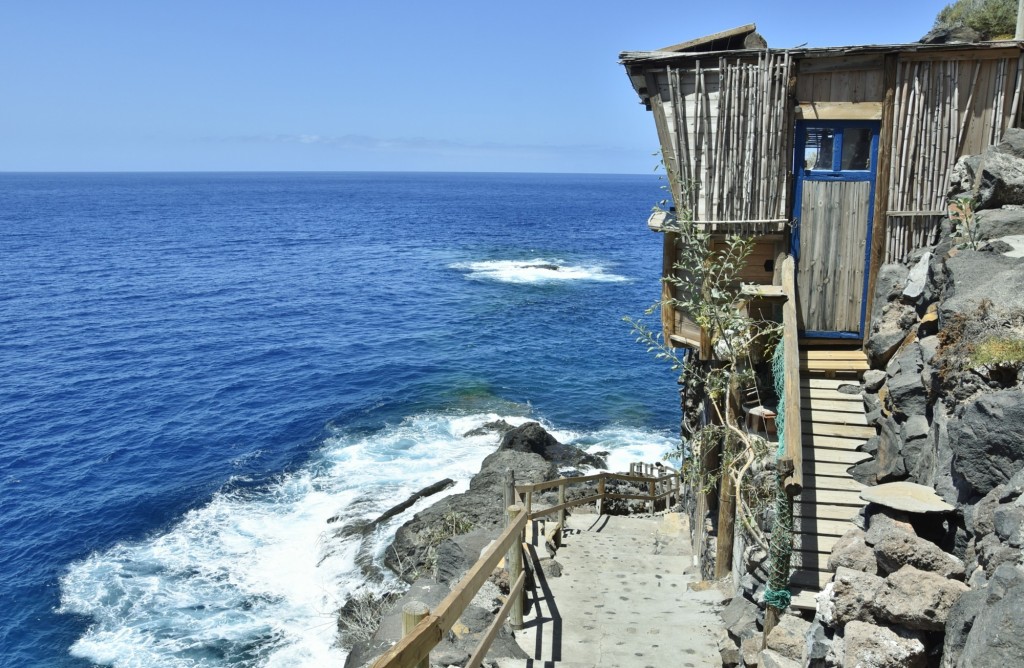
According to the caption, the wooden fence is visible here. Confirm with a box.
[370,464,681,668]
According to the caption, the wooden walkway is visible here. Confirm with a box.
[789,347,871,610]
[499,512,725,667]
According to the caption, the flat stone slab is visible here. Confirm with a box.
[861,481,955,513]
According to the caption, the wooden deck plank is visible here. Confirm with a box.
[803,475,867,493]
[801,408,869,425]
[791,589,819,610]
[794,503,863,521]
[801,377,863,389]
[795,489,865,506]
[790,550,832,570]
[803,422,876,438]
[794,533,841,552]
[804,433,871,449]
[791,569,834,589]
[804,447,871,464]
[805,461,859,477]
[801,395,866,412]
[792,516,858,536]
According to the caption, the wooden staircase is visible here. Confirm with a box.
[789,347,872,610]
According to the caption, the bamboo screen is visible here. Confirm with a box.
[886,53,1024,261]
[656,53,793,233]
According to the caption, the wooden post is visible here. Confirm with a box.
[597,475,606,515]
[865,53,898,335]
[401,601,430,668]
[503,470,515,528]
[715,380,741,579]
[525,490,533,518]
[557,480,566,527]
[506,505,524,629]
[648,479,656,514]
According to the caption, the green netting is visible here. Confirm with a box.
[764,338,793,610]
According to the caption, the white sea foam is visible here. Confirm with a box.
[450,259,628,284]
[59,412,673,667]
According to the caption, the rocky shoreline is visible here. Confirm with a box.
[339,421,607,668]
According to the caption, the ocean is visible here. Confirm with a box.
[0,172,680,667]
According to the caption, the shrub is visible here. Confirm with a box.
[935,0,1017,39]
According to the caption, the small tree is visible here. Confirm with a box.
[626,167,781,558]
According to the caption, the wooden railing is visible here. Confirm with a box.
[778,254,803,497]
[370,464,681,668]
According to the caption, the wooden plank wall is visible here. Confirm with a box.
[886,51,1024,262]
[651,53,793,232]
[798,181,871,332]
[794,55,886,103]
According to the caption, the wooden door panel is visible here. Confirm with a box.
[797,180,870,333]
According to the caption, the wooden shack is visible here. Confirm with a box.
[622,25,1024,610]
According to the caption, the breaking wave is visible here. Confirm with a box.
[59,412,674,667]
[450,259,629,284]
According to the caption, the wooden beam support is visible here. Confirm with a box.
[865,53,898,336]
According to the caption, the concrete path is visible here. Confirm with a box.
[498,511,726,668]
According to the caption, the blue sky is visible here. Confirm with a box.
[1,1,947,173]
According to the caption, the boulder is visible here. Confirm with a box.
[873,529,966,579]
[496,421,606,469]
[865,508,916,546]
[947,388,1024,496]
[941,251,1024,326]
[863,369,887,393]
[947,154,982,198]
[721,594,760,643]
[972,206,1024,241]
[976,129,1024,209]
[903,252,932,303]
[843,620,927,668]
[765,613,810,662]
[873,565,969,631]
[828,528,878,573]
[921,25,982,46]
[741,633,764,666]
[803,619,832,667]
[945,563,1024,667]
[874,416,908,483]
[761,648,801,668]
[886,343,928,420]
[827,567,885,626]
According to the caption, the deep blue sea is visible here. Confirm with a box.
[0,172,679,667]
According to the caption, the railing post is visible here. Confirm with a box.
[503,470,515,528]
[557,480,566,527]
[401,601,430,668]
[506,504,524,629]
[648,479,656,514]
[525,490,533,518]
[597,475,606,515]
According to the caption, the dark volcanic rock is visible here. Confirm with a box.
[973,206,1024,241]
[385,447,556,582]
[944,563,1024,667]
[462,419,515,437]
[941,251,1024,324]
[497,421,606,468]
[948,388,1024,497]
[976,129,1024,209]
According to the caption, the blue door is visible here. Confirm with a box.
[792,121,880,338]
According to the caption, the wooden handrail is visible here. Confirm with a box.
[371,506,529,668]
[779,255,803,497]
[373,463,682,667]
